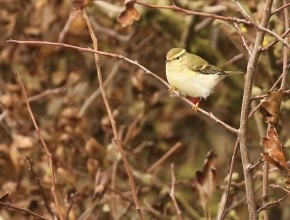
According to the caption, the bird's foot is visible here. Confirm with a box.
[188,97,201,113]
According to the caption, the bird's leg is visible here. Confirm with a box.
[187,97,201,112]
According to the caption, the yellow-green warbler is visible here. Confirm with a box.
[165,48,242,110]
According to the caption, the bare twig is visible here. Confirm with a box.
[220,53,244,68]
[261,28,290,51]
[135,1,290,49]
[271,3,290,16]
[233,23,252,55]
[238,0,274,219]
[14,70,64,220]
[82,9,144,219]
[218,138,239,220]
[280,0,289,90]
[262,160,269,220]
[257,193,290,213]
[170,163,183,220]
[6,39,238,134]
[147,142,182,173]
[26,156,54,219]
[0,201,49,220]
[135,0,249,24]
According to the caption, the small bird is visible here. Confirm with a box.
[165,48,242,110]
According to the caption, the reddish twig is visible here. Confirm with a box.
[147,142,182,173]
[169,163,183,220]
[82,9,144,219]
[6,39,238,134]
[14,70,64,220]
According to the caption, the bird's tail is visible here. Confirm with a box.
[225,71,244,75]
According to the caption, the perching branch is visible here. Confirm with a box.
[6,39,238,134]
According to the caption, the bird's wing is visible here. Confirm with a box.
[187,54,228,75]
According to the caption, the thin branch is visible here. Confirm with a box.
[169,163,183,220]
[135,1,290,49]
[6,39,238,134]
[251,89,290,101]
[233,0,256,24]
[280,0,289,90]
[14,70,64,220]
[135,1,249,24]
[261,28,290,51]
[258,192,290,213]
[0,201,49,220]
[218,138,239,220]
[26,156,54,219]
[233,23,252,55]
[271,3,290,16]
[82,9,144,220]
[238,0,274,219]
[261,161,269,220]
[147,142,182,173]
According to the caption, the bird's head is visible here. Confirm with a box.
[166,48,187,63]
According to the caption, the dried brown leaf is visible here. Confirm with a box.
[192,150,218,210]
[261,126,289,172]
[117,0,140,27]
[260,90,283,125]
[93,169,109,199]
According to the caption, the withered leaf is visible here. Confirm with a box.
[261,126,289,173]
[117,0,140,27]
[192,150,218,210]
[93,169,109,199]
[259,90,283,125]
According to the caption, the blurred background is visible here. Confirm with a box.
[0,0,289,219]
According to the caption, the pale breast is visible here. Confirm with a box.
[166,66,221,98]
